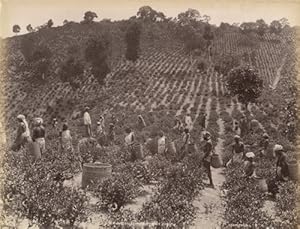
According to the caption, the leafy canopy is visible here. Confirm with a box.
[226,65,263,107]
[125,22,141,62]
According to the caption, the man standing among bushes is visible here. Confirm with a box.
[202,131,214,188]
[267,144,289,198]
[83,106,92,138]
[274,144,289,181]
[240,115,248,137]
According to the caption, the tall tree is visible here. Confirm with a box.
[26,24,34,33]
[12,25,21,35]
[203,24,214,46]
[240,22,257,34]
[137,6,165,22]
[177,8,201,26]
[202,15,211,23]
[125,22,141,62]
[60,57,84,89]
[270,20,282,35]
[226,65,263,109]
[255,19,268,37]
[47,19,54,28]
[85,37,111,85]
[83,11,98,23]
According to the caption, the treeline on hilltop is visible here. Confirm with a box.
[6,6,293,91]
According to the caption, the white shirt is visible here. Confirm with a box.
[125,132,134,146]
[158,136,166,154]
[83,112,91,125]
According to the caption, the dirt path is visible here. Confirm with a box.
[271,54,287,90]
[191,100,226,228]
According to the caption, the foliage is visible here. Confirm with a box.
[184,32,206,54]
[256,19,268,37]
[26,24,34,33]
[137,161,204,226]
[60,57,84,89]
[12,25,21,35]
[125,22,141,62]
[222,164,275,228]
[177,8,201,26]
[214,53,240,76]
[47,19,54,28]
[30,45,52,62]
[226,65,263,108]
[96,170,142,212]
[275,181,299,227]
[85,37,111,84]
[270,20,282,35]
[83,11,98,23]
[20,35,36,62]
[203,24,214,45]
[1,144,87,227]
[137,6,166,22]
[240,22,257,34]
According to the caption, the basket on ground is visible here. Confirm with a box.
[82,163,112,188]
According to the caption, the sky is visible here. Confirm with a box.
[0,0,300,38]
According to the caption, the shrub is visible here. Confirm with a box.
[1,146,87,227]
[96,171,142,212]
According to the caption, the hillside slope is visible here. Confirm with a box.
[0,22,297,141]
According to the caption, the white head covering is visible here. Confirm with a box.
[17,114,30,137]
[245,152,255,158]
[17,114,25,121]
[234,135,240,140]
[34,117,43,126]
[273,144,283,152]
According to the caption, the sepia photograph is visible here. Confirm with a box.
[0,0,299,228]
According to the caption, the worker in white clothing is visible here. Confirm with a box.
[157,131,166,154]
[83,106,92,138]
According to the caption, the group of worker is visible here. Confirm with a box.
[12,106,291,197]
[12,114,74,156]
